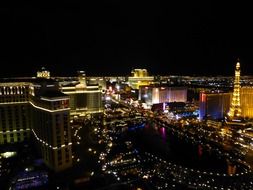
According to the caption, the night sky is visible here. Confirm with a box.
[1,2,253,77]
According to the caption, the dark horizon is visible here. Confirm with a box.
[1,2,253,77]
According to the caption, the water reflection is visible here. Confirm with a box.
[159,127,166,143]
[198,144,203,158]
[130,121,244,174]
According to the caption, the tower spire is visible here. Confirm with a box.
[228,59,241,118]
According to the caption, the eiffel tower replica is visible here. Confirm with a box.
[228,59,242,118]
[226,59,246,127]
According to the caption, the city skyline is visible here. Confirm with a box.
[1,2,253,77]
[3,2,253,190]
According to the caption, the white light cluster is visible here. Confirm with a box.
[32,129,72,150]
[40,97,69,102]
[30,101,70,113]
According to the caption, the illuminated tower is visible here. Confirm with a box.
[228,59,241,118]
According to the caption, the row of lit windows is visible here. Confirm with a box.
[0,131,29,144]
[0,86,28,95]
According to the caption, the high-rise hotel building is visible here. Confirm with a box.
[0,78,72,172]
[139,85,187,107]
[128,69,154,90]
[60,71,103,117]
[199,91,231,120]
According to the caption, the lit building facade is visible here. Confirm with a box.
[0,79,72,172]
[86,77,107,91]
[61,71,103,117]
[139,86,187,107]
[241,87,253,118]
[132,69,149,77]
[0,82,31,144]
[199,91,231,120]
[128,69,154,89]
[228,60,242,118]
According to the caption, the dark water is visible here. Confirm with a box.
[129,121,239,174]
